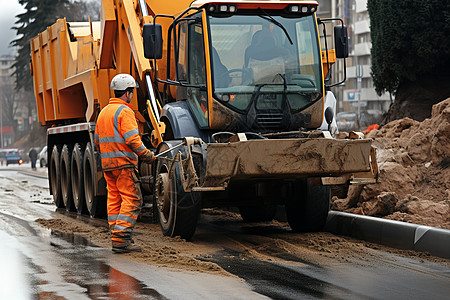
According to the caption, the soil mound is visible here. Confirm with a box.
[332,98,450,229]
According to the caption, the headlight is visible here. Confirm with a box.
[290,5,299,13]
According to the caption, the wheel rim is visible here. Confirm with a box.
[84,157,93,210]
[155,172,171,224]
[50,158,58,193]
[72,157,80,205]
[61,147,70,208]
[83,144,95,215]
[71,144,84,212]
[50,145,63,208]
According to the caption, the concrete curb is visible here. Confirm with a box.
[18,169,48,179]
[325,211,450,259]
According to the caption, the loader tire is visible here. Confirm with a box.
[154,143,200,240]
[83,142,105,218]
[71,143,86,214]
[238,205,277,222]
[286,179,330,232]
[50,145,64,208]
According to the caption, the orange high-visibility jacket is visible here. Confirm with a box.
[94,98,148,171]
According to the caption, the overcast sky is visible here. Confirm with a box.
[0,0,25,56]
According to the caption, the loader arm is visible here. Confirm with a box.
[99,0,166,148]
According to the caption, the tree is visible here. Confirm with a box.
[10,0,100,92]
[7,0,100,147]
[368,0,450,122]
[0,76,19,130]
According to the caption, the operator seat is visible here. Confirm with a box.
[212,47,231,88]
[243,30,287,84]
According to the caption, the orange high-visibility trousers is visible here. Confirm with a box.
[104,167,142,247]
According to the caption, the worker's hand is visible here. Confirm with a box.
[140,149,156,162]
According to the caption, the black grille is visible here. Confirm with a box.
[256,113,284,129]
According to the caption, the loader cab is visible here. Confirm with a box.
[207,13,323,118]
[145,2,347,132]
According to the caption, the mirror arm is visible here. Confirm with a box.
[152,14,175,86]
[154,8,205,90]
[318,17,348,88]
[326,56,346,88]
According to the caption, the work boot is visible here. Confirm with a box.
[112,243,142,254]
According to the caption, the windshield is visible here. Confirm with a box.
[208,14,322,112]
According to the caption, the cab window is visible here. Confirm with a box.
[177,13,209,128]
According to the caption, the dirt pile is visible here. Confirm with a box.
[36,217,229,275]
[332,98,450,229]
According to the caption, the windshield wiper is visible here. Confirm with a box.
[257,8,293,45]
[275,73,287,95]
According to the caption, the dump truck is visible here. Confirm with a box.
[31,0,377,239]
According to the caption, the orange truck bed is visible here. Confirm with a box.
[30,19,115,126]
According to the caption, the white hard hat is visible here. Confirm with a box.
[110,74,139,90]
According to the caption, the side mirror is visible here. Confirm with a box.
[334,25,348,58]
[325,106,334,125]
[143,24,163,59]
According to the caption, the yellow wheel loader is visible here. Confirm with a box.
[30,0,377,239]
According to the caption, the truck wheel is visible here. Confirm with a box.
[60,144,74,211]
[83,142,104,218]
[71,143,85,214]
[154,143,200,240]
[50,145,64,208]
[286,179,330,232]
[238,205,277,222]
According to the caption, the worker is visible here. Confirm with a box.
[94,73,155,254]
[364,123,379,135]
[29,148,38,170]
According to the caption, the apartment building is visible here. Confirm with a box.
[338,0,392,119]
[317,0,392,126]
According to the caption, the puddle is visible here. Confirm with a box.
[50,230,96,247]
[31,230,168,299]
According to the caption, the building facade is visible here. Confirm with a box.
[318,0,392,127]
[343,0,391,114]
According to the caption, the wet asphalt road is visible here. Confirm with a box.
[1,165,450,299]
[206,248,450,299]
[0,166,264,299]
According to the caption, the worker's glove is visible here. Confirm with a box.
[140,149,156,162]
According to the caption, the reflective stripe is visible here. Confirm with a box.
[113,224,128,231]
[123,128,139,140]
[108,214,119,222]
[97,101,142,169]
[93,133,99,140]
[99,136,126,144]
[135,144,146,153]
[101,151,137,159]
[114,105,129,137]
[117,214,137,225]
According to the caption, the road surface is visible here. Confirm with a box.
[0,165,449,299]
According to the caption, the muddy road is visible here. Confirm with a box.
[1,166,449,299]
